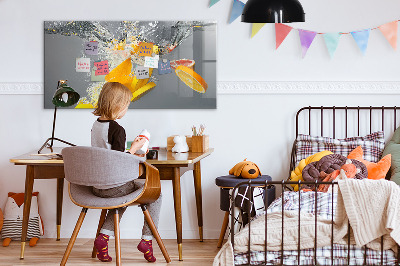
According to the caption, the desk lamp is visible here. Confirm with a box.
[38,80,80,154]
[241,0,305,23]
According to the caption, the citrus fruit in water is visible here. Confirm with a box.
[170,59,195,70]
[175,66,208,93]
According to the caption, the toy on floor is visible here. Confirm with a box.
[229,159,261,179]
[1,192,44,247]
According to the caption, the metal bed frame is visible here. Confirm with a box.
[230,106,400,266]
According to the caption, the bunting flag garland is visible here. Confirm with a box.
[229,0,245,24]
[275,23,293,49]
[206,3,400,58]
[251,23,266,38]
[298,29,317,58]
[209,0,220,7]
[378,21,398,50]
[323,33,341,58]
[351,29,370,55]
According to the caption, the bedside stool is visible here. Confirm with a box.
[215,175,275,248]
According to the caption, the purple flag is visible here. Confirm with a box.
[298,29,317,58]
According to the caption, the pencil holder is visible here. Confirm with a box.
[191,135,209,153]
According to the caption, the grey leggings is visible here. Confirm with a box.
[92,180,162,240]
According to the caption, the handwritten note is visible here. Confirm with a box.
[144,55,159,68]
[94,60,109,76]
[135,66,150,79]
[76,58,90,72]
[91,69,106,82]
[85,41,98,55]
[158,59,172,75]
[138,42,154,57]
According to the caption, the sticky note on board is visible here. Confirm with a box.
[91,68,106,82]
[94,60,109,76]
[153,45,159,55]
[135,66,150,79]
[138,42,154,57]
[144,55,159,68]
[85,41,98,55]
[76,58,90,72]
[158,59,172,75]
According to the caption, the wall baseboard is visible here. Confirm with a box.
[1,81,400,95]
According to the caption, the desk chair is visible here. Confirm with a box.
[60,146,171,265]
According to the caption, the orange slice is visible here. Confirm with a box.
[170,59,195,70]
[105,58,133,88]
[131,82,156,101]
[175,66,208,93]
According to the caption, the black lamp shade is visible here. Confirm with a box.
[52,82,80,107]
[241,0,305,23]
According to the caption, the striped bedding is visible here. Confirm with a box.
[234,191,397,265]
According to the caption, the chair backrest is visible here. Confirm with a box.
[62,146,145,187]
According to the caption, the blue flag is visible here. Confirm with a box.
[351,29,370,55]
[229,0,245,24]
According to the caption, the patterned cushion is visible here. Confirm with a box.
[295,131,385,166]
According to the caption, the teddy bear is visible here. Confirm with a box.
[1,192,44,247]
[172,135,189,153]
[229,159,261,179]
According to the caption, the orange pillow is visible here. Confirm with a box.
[347,146,391,180]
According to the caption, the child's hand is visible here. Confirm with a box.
[129,137,147,155]
[134,148,149,157]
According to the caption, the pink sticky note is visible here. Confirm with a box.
[94,60,109,76]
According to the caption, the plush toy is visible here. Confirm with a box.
[289,150,333,191]
[348,146,391,180]
[229,159,261,179]
[317,160,360,193]
[172,135,189,153]
[1,192,44,247]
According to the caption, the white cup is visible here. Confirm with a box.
[135,129,150,154]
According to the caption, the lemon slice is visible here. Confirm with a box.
[105,58,133,88]
[131,82,156,101]
[175,66,208,93]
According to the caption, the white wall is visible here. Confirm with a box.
[1,0,400,239]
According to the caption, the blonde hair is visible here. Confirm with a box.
[93,82,132,120]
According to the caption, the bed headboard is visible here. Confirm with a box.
[290,106,400,179]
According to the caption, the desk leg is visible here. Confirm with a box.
[56,178,64,241]
[20,165,35,259]
[172,167,183,261]
[193,161,203,242]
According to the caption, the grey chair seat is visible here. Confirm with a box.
[69,180,145,208]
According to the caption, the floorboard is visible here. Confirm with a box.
[0,239,222,265]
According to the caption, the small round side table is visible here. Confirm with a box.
[215,175,275,248]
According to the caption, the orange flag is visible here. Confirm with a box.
[378,21,398,50]
[275,23,293,49]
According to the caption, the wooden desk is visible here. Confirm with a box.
[10,147,213,261]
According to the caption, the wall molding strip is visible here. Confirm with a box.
[1,81,400,95]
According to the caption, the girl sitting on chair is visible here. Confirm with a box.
[91,82,162,263]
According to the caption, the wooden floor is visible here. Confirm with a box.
[0,239,221,265]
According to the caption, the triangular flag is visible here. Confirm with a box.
[275,23,293,49]
[251,23,266,38]
[298,29,317,58]
[209,0,220,7]
[323,33,341,58]
[378,21,397,50]
[229,0,245,24]
[351,29,370,55]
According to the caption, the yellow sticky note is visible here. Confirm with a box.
[138,42,154,57]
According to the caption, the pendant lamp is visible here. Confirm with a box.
[241,0,305,23]
[38,80,80,154]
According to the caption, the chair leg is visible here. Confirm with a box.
[141,205,171,263]
[114,209,121,266]
[217,211,230,248]
[60,208,88,266]
[92,209,108,258]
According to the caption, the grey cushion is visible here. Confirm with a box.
[382,126,400,184]
[69,180,145,208]
[62,146,145,188]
